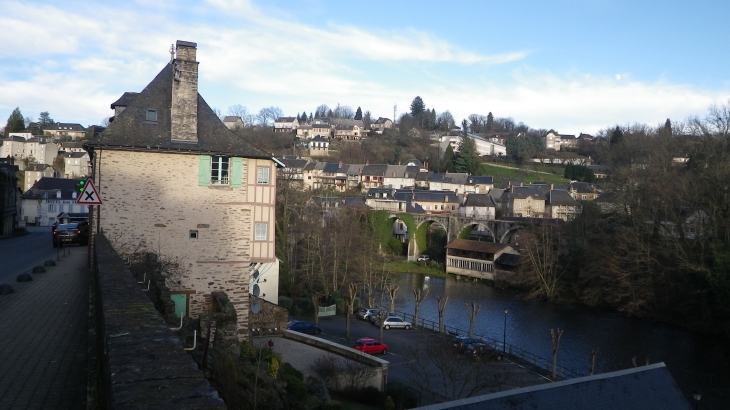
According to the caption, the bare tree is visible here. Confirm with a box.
[464,302,482,338]
[345,282,358,339]
[404,338,510,402]
[386,284,400,314]
[550,328,564,379]
[228,104,254,127]
[257,106,283,126]
[589,348,599,375]
[436,295,449,334]
[412,287,430,329]
[518,223,568,302]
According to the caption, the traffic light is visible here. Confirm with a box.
[78,180,85,193]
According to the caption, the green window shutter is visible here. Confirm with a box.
[231,157,243,187]
[198,155,211,186]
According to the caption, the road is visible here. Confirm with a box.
[0,227,83,284]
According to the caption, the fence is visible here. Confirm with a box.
[318,304,336,317]
[394,310,582,380]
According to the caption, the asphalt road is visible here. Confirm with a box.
[0,227,86,284]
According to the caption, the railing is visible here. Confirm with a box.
[318,304,336,317]
[394,310,582,380]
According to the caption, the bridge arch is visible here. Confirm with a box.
[457,222,496,242]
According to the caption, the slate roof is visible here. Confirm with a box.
[25,164,53,172]
[570,182,595,193]
[445,239,513,254]
[413,363,689,410]
[110,92,140,109]
[362,164,388,176]
[280,158,309,169]
[547,190,580,206]
[509,186,545,199]
[463,194,496,208]
[499,178,524,189]
[310,136,328,142]
[488,188,505,204]
[87,63,271,159]
[311,124,332,130]
[495,253,520,267]
[466,175,493,185]
[22,177,85,200]
[64,152,89,159]
[393,190,460,203]
[44,123,86,132]
[60,142,84,149]
[415,170,433,181]
[275,117,297,123]
[323,163,340,173]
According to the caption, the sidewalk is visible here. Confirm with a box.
[0,246,89,409]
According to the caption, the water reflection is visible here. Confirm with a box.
[391,273,729,409]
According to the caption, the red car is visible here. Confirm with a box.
[353,338,388,355]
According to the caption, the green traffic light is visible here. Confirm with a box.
[78,180,85,192]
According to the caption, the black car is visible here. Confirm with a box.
[287,321,322,335]
[464,342,498,359]
[52,222,89,247]
[451,336,481,351]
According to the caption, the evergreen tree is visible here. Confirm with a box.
[454,135,482,175]
[308,113,313,122]
[38,111,54,131]
[410,96,425,116]
[664,118,672,135]
[486,112,494,132]
[461,119,468,136]
[354,106,363,120]
[610,126,623,145]
[5,107,26,133]
[443,144,455,172]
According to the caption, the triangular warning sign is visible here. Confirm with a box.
[76,178,103,205]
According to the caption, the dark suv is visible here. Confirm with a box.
[52,222,89,247]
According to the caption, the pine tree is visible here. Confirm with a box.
[610,126,623,145]
[354,107,362,120]
[5,107,26,133]
[443,144,455,173]
[454,135,482,175]
[38,111,54,131]
[410,96,425,116]
[486,112,494,132]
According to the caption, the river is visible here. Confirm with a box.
[387,273,728,409]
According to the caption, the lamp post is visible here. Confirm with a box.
[693,390,701,410]
[502,307,509,353]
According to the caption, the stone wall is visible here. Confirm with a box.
[93,233,225,409]
[248,295,289,336]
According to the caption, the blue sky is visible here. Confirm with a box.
[1,0,729,135]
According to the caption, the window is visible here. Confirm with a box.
[189,230,198,239]
[146,109,158,122]
[257,167,270,184]
[48,204,55,212]
[211,156,229,185]
[582,195,587,200]
[255,223,267,240]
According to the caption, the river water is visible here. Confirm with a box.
[388,273,728,409]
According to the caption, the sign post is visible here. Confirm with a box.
[76,178,103,206]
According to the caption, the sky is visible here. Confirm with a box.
[1,0,729,136]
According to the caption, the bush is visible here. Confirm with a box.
[297,297,312,313]
[385,382,419,409]
[281,373,307,401]
[279,362,303,381]
[239,340,256,362]
[278,296,293,309]
[346,386,380,406]
[323,400,341,410]
[334,298,345,315]
[306,374,331,402]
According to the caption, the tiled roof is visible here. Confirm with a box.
[24,164,52,172]
[87,63,271,159]
[467,176,493,185]
[275,117,297,123]
[463,194,496,207]
[44,123,87,131]
[445,238,513,254]
[362,164,388,176]
[509,186,545,199]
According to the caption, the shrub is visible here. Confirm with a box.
[297,297,312,313]
[334,298,344,315]
[281,373,307,401]
[385,382,419,409]
[323,400,341,410]
[279,362,303,381]
[305,374,331,402]
[352,297,361,313]
[384,396,395,410]
[346,386,380,406]
[239,340,256,362]
[278,296,293,309]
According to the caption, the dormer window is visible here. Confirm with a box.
[146,109,158,122]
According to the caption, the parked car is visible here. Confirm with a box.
[464,342,497,359]
[52,222,89,247]
[353,338,388,355]
[357,308,380,321]
[417,255,430,261]
[287,321,322,335]
[451,336,481,351]
[372,316,412,330]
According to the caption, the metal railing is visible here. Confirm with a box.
[394,310,582,380]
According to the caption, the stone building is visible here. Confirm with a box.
[85,40,282,341]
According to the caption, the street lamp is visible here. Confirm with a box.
[693,390,701,410]
[503,307,509,353]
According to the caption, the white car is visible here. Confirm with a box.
[373,316,412,330]
[417,255,430,261]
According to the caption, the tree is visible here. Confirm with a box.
[442,144,455,173]
[461,119,468,136]
[314,104,330,118]
[518,223,568,302]
[362,110,371,129]
[354,107,363,120]
[550,328,564,379]
[412,287,429,329]
[464,302,482,338]
[437,111,455,131]
[5,107,26,133]
[228,104,254,126]
[38,111,54,131]
[257,107,283,126]
[410,96,425,116]
[610,126,623,145]
[486,112,494,132]
[454,135,481,175]
[301,111,308,124]
[436,295,448,334]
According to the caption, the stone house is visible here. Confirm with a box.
[545,189,582,221]
[223,116,244,130]
[274,117,299,133]
[0,163,20,235]
[22,137,58,165]
[308,135,329,157]
[334,125,363,140]
[501,186,546,218]
[62,152,91,178]
[21,177,88,226]
[382,165,417,189]
[461,193,496,219]
[570,181,599,201]
[43,122,87,140]
[84,40,281,341]
[23,163,56,192]
[371,117,393,134]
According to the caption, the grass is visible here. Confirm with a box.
[384,259,450,278]
[481,162,570,186]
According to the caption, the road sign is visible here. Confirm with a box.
[76,178,103,205]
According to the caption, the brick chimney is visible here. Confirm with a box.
[171,40,199,143]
